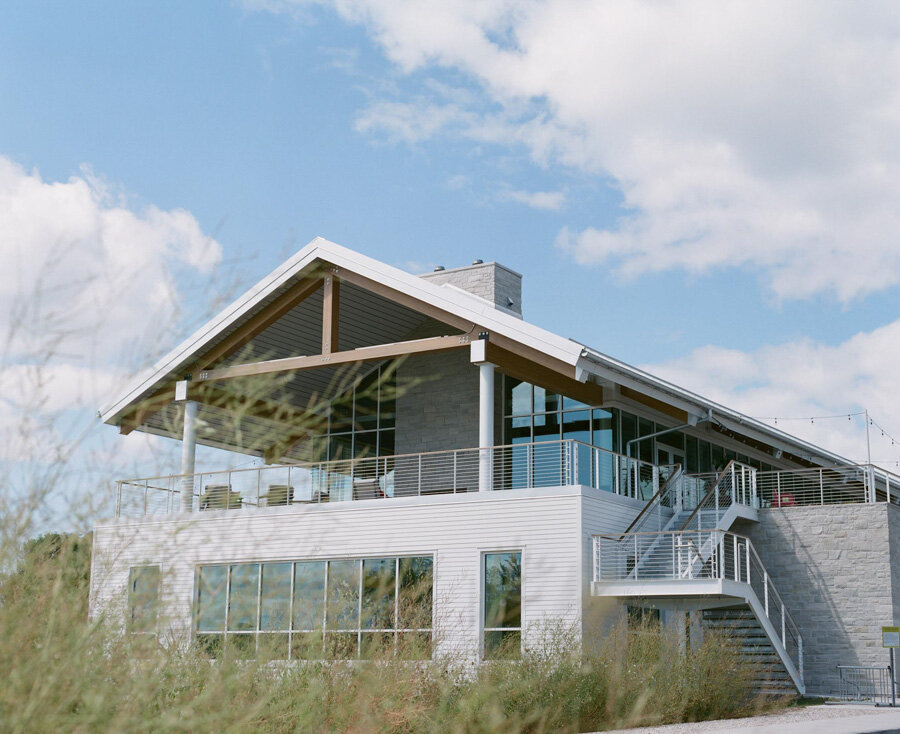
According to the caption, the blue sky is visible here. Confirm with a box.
[3,0,900,513]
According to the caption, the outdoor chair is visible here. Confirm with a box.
[265,484,294,507]
[200,484,243,511]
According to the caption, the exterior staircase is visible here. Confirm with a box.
[703,607,797,696]
[592,461,805,696]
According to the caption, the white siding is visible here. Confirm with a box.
[579,489,670,643]
[91,487,583,660]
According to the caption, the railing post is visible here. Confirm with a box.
[869,466,877,503]
[745,542,751,584]
[799,636,804,685]
[819,469,824,505]
[730,464,736,503]
[115,481,122,518]
[634,535,639,580]
[733,534,739,581]
[143,480,149,516]
[781,605,786,647]
[417,454,423,496]
[672,534,676,579]
[764,570,769,616]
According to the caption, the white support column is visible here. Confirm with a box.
[179,383,198,512]
[471,339,495,492]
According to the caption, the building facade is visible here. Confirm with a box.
[91,238,900,696]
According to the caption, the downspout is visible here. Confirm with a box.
[625,409,714,460]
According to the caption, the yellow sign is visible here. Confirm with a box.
[883,626,900,648]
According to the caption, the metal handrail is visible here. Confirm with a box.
[677,460,739,531]
[613,464,684,540]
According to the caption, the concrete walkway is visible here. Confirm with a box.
[604,704,900,734]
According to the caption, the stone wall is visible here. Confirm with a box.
[395,349,480,455]
[743,503,900,696]
[420,262,523,316]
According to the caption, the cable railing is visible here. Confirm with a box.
[678,461,758,531]
[115,439,673,518]
[593,529,803,687]
[755,465,899,506]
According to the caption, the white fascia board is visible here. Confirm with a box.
[577,349,854,467]
[100,237,582,425]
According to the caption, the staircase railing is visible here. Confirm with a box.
[678,460,757,531]
[593,528,803,690]
[612,464,684,539]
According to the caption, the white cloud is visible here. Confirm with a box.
[643,319,900,466]
[258,0,900,302]
[498,188,565,211]
[0,155,223,481]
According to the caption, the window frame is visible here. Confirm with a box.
[128,564,161,636]
[480,548,524,660]
[192,553,435,660]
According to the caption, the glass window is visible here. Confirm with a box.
[483,552,522,659]
[197,565,228,632]
[362,558,396,630]
[260,563,291,631]
[699,441,712,473]
[533,386,560,414]
[293,561,326,631]
[398,556,433,630]
[128,565,160,634]
[504,377,532,416]
[228,564,259,632]
[327,560,360,630]
[684,436,700,474]
[196,556,433,661]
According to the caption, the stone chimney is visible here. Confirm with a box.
[420,261,523,316]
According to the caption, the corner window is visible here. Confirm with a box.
[483,551,522,659]
[128,565,160,635]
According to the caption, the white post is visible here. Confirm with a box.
[471,340,495,492]
[180,396,198,512]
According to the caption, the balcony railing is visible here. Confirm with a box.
[755,465,899,506]
[114,439,674,518]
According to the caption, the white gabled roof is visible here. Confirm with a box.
[101,236,855,468]
[100,237,583,426]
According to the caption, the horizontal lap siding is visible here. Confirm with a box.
[91,489,582,660]
[580,489,668,641]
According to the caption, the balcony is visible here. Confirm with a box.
[113,439,677,518]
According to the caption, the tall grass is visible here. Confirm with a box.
[0,534,776,733]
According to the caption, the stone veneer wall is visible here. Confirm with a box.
[420,262,523,315]
[395,349,478,455]
[743,503,900,696]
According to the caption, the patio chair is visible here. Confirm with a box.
[265,484,294,507]
[200,484,242,511]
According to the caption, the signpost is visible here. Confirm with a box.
[883,626,899,707]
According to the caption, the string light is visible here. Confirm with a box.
[749,410,900,468]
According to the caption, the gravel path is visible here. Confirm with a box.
[601,704,900,733]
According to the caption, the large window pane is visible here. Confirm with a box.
[293,562,325,631]
[129,565,160,634]
[260,563,291,631]
[398,556,433,630]
[484,552,521,629]
[197,565,228,632]
[504,377,532,416]
[484,552,522,660]
[228,564,259,632]
[593,409,616,492]
[327,560,360,629]
[533,386,559,414]
[362,558,396,629]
